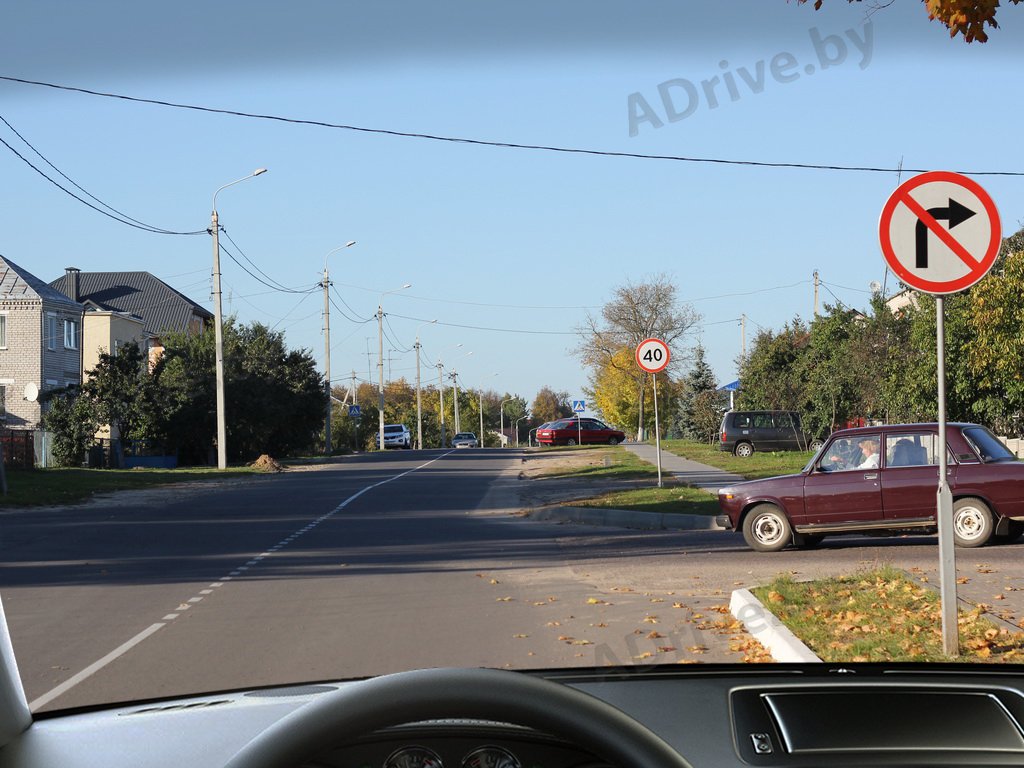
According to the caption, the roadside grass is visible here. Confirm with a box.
[566,483,719,515]
[1,467,262,507]
[532,446,661,481]
[660,439,813,480]
[752,567,1024,663]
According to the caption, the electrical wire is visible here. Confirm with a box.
[217,239,319,295]
[4,76,1024,176]
[388,312,577,336]
[220,228,315,294]
[329,294,372,325]
[383,315,411,353]
[0,114,207,234]
[330,284,373,322]
[269,291,315,331]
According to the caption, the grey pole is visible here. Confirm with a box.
[210,168,267,470]
[936,295,959,656]
[323,265,331,455]
[653,372,663,488]
[415,339,423,450]
[377,305,385,451]
[500,398,514,449]
[479,391,484,448]
[452,371,461,434]
[437,362,446,448]
[211,209,227,469]
[516,414,529,448]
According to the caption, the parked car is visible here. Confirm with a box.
[717,423,1024,552]
[718,409,823,457]
[451,432,478,448]
[536,417,625,447]
[375,424,411,449]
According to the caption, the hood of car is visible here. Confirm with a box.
[723,472,807,497]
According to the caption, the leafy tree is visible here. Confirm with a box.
[82,341,160,446]
[585,347,681,438]
[799,0,1022,42]
[530,386,573,424]
[577,274,699,439]
[40,387,98,467]
[737,318,810,412]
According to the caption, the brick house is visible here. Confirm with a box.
[0,256,84,428]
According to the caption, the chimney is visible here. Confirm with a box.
[65,267,80,302]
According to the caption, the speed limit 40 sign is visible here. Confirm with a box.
[635,338,670,374]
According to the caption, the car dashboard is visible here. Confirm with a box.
[3,665,1024,768]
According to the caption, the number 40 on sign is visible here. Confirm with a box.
[635,338,670,374]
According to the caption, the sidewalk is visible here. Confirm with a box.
[622,442,746,492]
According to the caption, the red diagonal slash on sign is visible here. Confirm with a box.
[897,190,979,268]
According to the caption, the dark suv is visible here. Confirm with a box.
[718,410,823,457]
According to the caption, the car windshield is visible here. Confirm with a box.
[6,0,1024,717]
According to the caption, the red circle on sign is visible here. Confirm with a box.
[635,338,670,374]
[878,170,1001,295]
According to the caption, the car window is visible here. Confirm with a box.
[885,433,939,467]
[820,434,881,472]
[752,414,773,429]
[775,413,794,428]
[731,413,752,429]
[962,426,1017,462]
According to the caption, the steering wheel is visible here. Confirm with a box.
[223,667,694,768]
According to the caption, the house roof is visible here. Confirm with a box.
[0,255,84,310]
[49,271,213,337]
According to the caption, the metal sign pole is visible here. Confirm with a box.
[653,372,663,488]
[935,295,959,656]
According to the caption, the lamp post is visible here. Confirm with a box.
[414,319,437,450]
[500,398,515,449]
[516,414,530,448]
[476,373,498,448]
[434,344,463,449]
[378,284,411,451]
[322,241,356,456]
[211,168,267,470]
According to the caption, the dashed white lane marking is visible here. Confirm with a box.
[29,623,165,711]
[31,451,456,710]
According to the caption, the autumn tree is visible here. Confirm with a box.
[799,0,1022,42]
[530,386,573,424]
[577,275,699,439]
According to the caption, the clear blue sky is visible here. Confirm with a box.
[3,1,1023,414]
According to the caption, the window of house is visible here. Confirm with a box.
[64,319,79,349]
[0,314,6,348]
[46,314,57,351]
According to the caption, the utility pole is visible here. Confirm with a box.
[740,314,747,359]
[415,338,423,450]
[377,305,385,451]
[451,370,461,434]
[437,362,447,448]
[323,266,332,455]
[813,270,821,317]
[479,390,485,448]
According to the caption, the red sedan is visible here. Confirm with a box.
[536,417,625,447]
[717,423,1024,551]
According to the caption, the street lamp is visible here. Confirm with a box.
[378,283,411,451]
[476,373,499,448]
[322,240,356,456]
[414,319,437,450]
[435,343,463,448]
[500,397,516,449]
[516,414,531,448]
[210,167,267,470]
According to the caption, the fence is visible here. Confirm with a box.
[1,430,35,469]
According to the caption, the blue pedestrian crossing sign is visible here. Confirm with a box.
[572,400,586,413]
[348,405,361,417]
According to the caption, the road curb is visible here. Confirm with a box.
[730,588,822,663]
[524,505,725,531]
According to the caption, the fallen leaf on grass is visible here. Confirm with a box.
[767,591,785,604]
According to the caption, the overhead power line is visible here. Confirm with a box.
[389,312,577,336]
[217,240,319,295]
[4,75,1024,176]
[0,113,207,234]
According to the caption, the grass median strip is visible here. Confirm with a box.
[752,567,1024,662]
[2,467,261,507]
[566,483,719,515]
[531,446,661,481]
[660,439,812,480]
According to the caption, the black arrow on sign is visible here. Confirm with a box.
[915,198,976,268]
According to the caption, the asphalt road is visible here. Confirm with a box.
[3,449,1024,713]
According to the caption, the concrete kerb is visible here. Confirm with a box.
[730,588,822,663]
[524,504,724,531]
